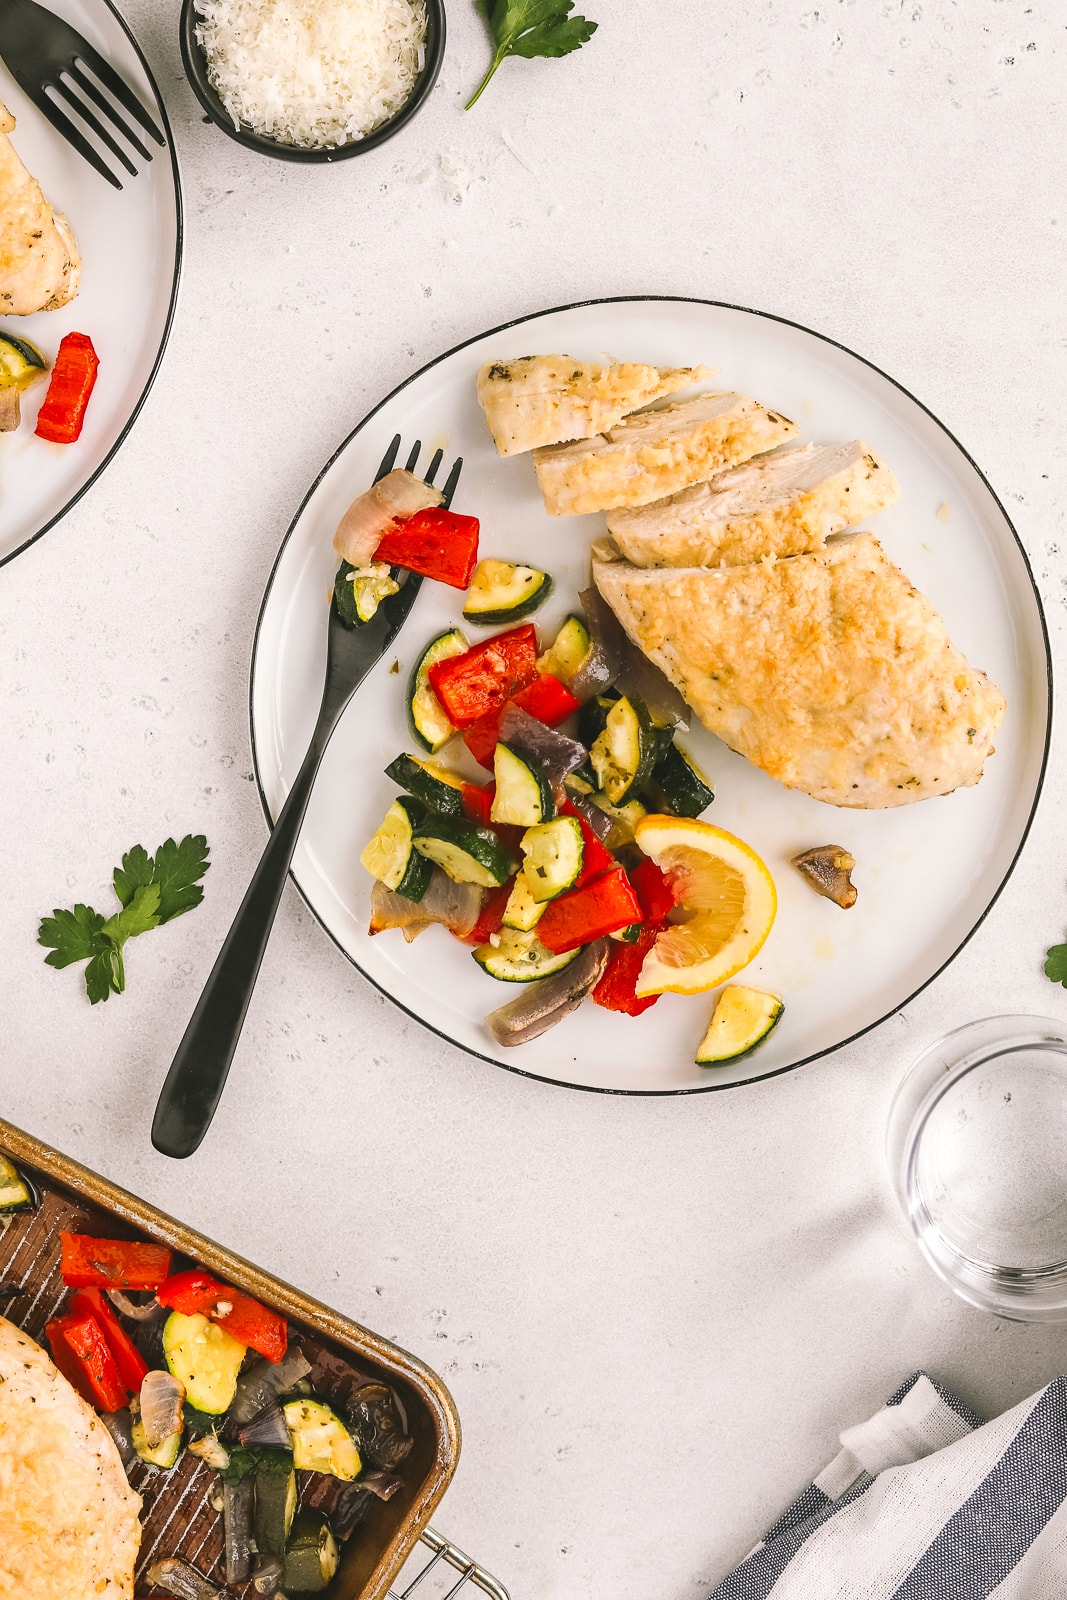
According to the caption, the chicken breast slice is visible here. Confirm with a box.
[0,99,81,316]
[592,533,1005,808]
[606,439,901,568]
[476,354,713,456]
[533,392,798,516]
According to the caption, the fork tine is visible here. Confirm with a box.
[423,448,444,485]
[53,76,137,174]
[373,435,401,484]
[439,457,463,509]
[72,42,165,144]
[69,62,151,161]
[18,81,121,187]
[404,440,422,473]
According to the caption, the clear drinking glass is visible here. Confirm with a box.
[886,1015,1067,1320]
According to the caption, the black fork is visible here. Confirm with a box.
[151,436,463,1159]
[0,0,164,188]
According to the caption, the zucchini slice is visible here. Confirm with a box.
[462,559,552,624]
[413,816,519,887]
[501,870,546,932]
[644,740,715,818]
[537,614,591,686]
[590,695,658,804]
[283,1398,361,1480]
[491,743,555,827]
[408,628,467,752]
[132,1418,183,1469]
[162,1311,246,1415]
[589,791,648,850]
[577,691,619,750]
[333,560,399,627]
[360,797,431,901]
[696,986,784,1065]
[385,753,465,815]
[520,815,585,903]
[283,1509,340,1593]
[474,928,581,982]
[0,1154,36,1214]
[0,331,46,389]
[253,1448,298,1560]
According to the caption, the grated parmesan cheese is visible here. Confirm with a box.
[195,0,427,149]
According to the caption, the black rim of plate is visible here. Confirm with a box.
[248,294,1054,1097]
[0,0,183,571]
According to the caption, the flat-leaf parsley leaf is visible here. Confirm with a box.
[38,835,210,1004]
[1045,941,1067,988]
[466,0,597,110]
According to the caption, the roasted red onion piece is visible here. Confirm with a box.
[561,784,614,841]
[370,871,481,939]
[487,941,610,1047]
[359,1469,405,1500]
[791,845,858,909]
[106,1288,166,1322]
[580,585,690,729]
[139,1368,185,1448]
[101,1406,138,1469]
[348,1383,413,1471]
[577,587,627,689]
[333,469,444,566]
[224,1478,254,1585]
[334,1484,377,1541]
[144,1559,224,1600]
[499,703,587,787]
[238,1399,292,1449]
[230,1346,312,1425]
[251,1556,284,1596]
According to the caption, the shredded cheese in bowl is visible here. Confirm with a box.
[195,0,428,150]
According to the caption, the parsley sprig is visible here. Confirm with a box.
[466,0,597,110]
[39,836,210,1004]
[1045,941,1067,989]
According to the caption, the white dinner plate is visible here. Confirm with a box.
[0,0,181,566]
[250,298,1051,1094]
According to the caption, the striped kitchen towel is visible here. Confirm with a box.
[712,1372,1067,1598]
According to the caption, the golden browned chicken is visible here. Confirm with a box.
[0,99,81,316]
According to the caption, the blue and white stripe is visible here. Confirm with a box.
[712,1373,1067,1599]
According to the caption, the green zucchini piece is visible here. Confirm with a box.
[462,559,552,624]
[360,797,431,901]
[0,331,46,388]
[473,928,581,982]
[696,986,784,1064]
[0,1154,36,1213]
[282,1398,361,1480]
[413,816,519,887]
[590,695,658,804]
[577,691,619,750]
[491,743,555,827]
[408,628,467,752]
[162,1311,245,1415]
[283,1509,340,1593]
[132,1418,183,1469]
[253,1447,298,1560]
[519,815,585,902]
[501,870,546,932]
[644,740,715,817]
[537,614,591,686]
[564,765,595,797]
[610,922,643,943]
[333,560,400,627]
[385,753,465,815]
[589,791,648,850]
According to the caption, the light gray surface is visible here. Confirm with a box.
[1,2,1065,1595]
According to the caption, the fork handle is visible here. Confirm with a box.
[151,710,336,1158]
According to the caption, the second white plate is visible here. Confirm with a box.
[250,297,1051,1094]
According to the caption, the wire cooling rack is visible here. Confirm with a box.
[387,1528,510,1599]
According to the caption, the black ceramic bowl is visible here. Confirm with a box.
[180,0,445,163]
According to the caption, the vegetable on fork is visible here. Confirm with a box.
[466,0,597,110]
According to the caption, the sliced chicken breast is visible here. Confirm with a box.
[476,355,712,456]
[592,533,1005,808]
[0,100,81,316]
[606,439,901,568]
[533,392,798,516]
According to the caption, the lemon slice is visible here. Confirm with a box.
[633,816,777,996]
[696,985,784,1064]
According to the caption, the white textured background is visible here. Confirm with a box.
[2,2,1067,1595]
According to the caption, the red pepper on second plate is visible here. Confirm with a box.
[34,331,99,445]
[374,507,480,589]
[537,865,643,954]
[46,1311,129,1411]
[68,1287,149,1392]
[592,924,663,1016]
[60,1232,172,1290]
[428,624,539,729]
[463,672,582,768]
[157,1269,288,1362]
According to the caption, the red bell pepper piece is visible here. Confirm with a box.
[47,1312,128,1411]
[68,1287,149,1392]
[559,800,617,888]
[463,673,581,768]
[461,781,495,827]
[60,1232,172,1290]
[537,865,643,954]
[157,1269,288,1362]
[630,857,679,924]
[374,507,480,589]
[34,331,99,445]
[428,625,539,729]
[592,925,662,1016]
[457,881,512,946]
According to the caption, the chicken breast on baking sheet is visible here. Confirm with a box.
[0,1314,141,1597]
[592,533,1005,808]
[606,439,901,568]
[533,392,798,516]
[0,100,81,316]
[476,354,713,456]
